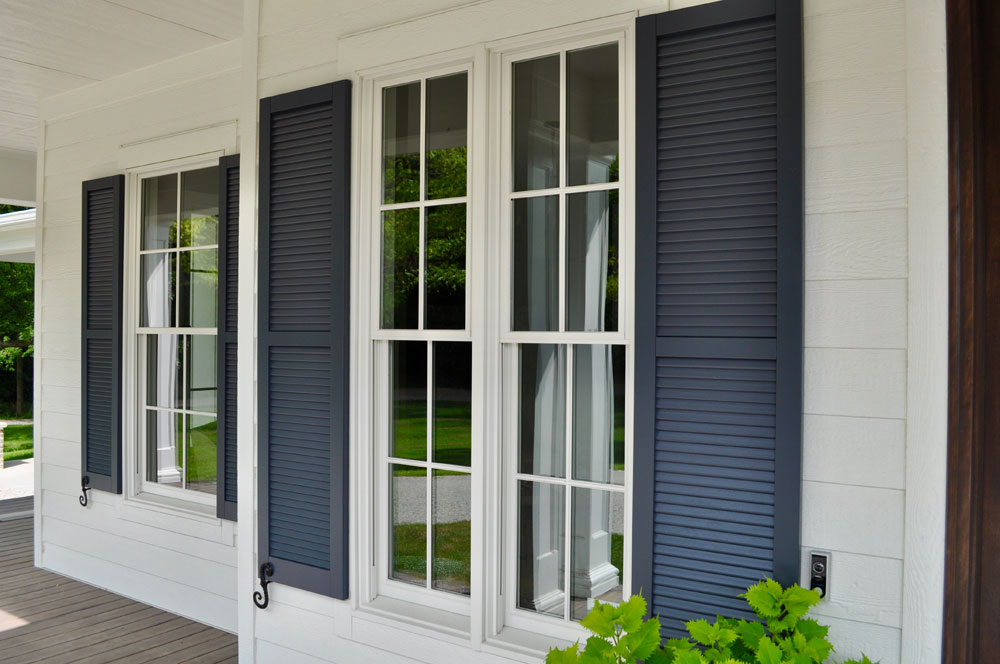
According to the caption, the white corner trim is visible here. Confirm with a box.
[33,117,46,567]
[901,0,948,662]
[118,122,238,170]
[237,0,262,661]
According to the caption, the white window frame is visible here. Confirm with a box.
[122,152,225,514]
[354,15,635,650]
[492,27,634,643]
[362,54,484,618]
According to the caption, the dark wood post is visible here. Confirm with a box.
[944,0,1000,662]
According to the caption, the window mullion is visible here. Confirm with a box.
[181,334,187,489]
[558,51,567,333]
[174,173,181,327]
[563,343,574,621]
[418,80,428,331]
[426,340,434,589]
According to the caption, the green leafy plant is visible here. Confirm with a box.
[545,580,878,664]
[545,595,662,664]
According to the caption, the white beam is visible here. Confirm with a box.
[0,208,36,263]
[0,148,37,206]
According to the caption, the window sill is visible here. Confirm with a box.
[356,596,469,642]
[482,626,578,663]
[356,597,586,662]
[120,490,236,545]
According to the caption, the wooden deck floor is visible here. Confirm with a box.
[0,506,237,663]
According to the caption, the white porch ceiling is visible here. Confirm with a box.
[0,0,242,154]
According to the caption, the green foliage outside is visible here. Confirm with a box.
[382,148,467,329]
[2,424,33,462]
[186,419,218,484]
[391,399,471,475]
[546,580,878,664]
[392,519,471,592]
[0,237,34,416]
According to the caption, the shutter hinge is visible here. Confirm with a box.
[79,476,91,507]
[253,562,274,609]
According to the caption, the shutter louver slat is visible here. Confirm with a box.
[259,81,351,599]
[634,0,802,636]
[81,176,124,494]
[217,155,240,521]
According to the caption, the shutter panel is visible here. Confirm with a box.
[81,175,125,494]
[633,0,802,632]
[258,81,351,598]
[217,154,240,521]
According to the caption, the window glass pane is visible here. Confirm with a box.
[432,469,471,595]
[512,196,559,331]
[567,44,619,186]
[180,166,219,247]
[382,208,420,329]
[186,414,217,495]
[425,204,466,329]
[517,480,565,618]
[145,335,182,409]
[187,334,217,414]
[390,340,427,461]
[142,174,177,250]
[146,410,182,488]
[566,190,618,331]
[433,341,471,467]
[179,248,218,328]
[391,464,426,585]
[426,73,468,200]
[518,344,566,478]
[512,55,560,191]
[383,82,421,204]
[570,487,623,620]
[141,253,175,328]
[573,345,626,485]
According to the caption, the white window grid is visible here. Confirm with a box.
[372,62,474,342]
[355,17,634,648]
[124,156,223,510]
[370,61,477,615]
[496,32,632,640]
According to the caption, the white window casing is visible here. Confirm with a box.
[354,15,635,648]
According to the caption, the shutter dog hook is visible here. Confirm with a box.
[79,476,91,507]
[254,562,274,609]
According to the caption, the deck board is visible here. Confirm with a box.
[0,508,237,664]
[0,496,33,518]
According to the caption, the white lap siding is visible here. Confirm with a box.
[251,1,942,663]
[35,41,241,632]
[30,0,946,660]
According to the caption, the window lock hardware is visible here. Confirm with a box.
[254,562,274,609]
[809,551,829,599]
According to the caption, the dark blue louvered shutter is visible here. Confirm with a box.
[633,0,803,632]
[258,81,351,598]
[81,175,125,494]
[217,155,239,521]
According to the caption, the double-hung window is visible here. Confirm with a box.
[501,37,628,630]
[367,25,630,639]
[373,66,474,612]
[133,164,220,506]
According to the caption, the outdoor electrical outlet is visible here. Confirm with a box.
[810,552,830,599]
